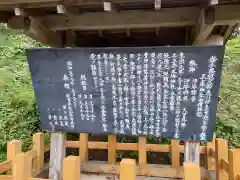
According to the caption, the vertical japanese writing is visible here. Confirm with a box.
[136,53,142,134]
[110,53,118,133]
[66,61,75,128]
[155,53,163,137]
[169,53,177,111]
[200,56,217,140]
[90,53,98,89]
[143,52,149,135]
[196,74,206,118]
[98,54,108,132]
[62,105,69,127]
[129,54,137,135]
[191,79,198,102]
[123,54,130,131]
[149,53,156,135]
[183,79,190,101]
[162,53,170,133]
[116,54,124,133]
[103,53,110,83]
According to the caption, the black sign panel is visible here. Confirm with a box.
[27,46,225,141]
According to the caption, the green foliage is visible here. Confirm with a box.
[216,38,240,147]
[0,24,43,162]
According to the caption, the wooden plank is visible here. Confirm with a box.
[33,133,45,173]
[171,140,179,169]
[80,133,88,162]
[207,136,216,170]
[216,139,228,180]
[49,133,66,180]
[65,140,207,153]
[37,7,199,30]
[0,175,12,180]
[63,156,80,180]
[81,161,184,178]
[108,135,116,164]
[138,136,147,166]
[12,153,31,180]
[184,162,201,180]
[120,159,136,180]
[193,7,215,44]
[229,149,240,180]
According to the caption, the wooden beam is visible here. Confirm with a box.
[35,6,199,30]
[223,24,237,44]
[10,5,236,31]
[8,16,62,47]
[154,0,161,10]
[193,7,215,44]
[103,2,119,12]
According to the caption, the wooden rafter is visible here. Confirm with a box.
[154,0,161,10]
[192,7,215,45]
[103,2,119,12]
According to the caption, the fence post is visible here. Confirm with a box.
[184,162,201,180]
[138,136,147,167]
[63,156,80,180]
[171,140,179,169]
[12,153,32,180]
[216,139,228,180]
[108,135,116,164]
[80,133,88,162]
[207,134,216,170]
[7,140,22,162]
[33,132,45,173]
[120,159,136,180]
[229,149,240,180]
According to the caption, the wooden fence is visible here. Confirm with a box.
[0,132,240,180]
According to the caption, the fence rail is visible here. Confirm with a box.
[0,132,240,180]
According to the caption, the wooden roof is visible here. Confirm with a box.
[0,0,239,47]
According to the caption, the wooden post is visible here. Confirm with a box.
[33,133,45,173]
[207,134,216,170]
[216,139,228,180]
[63,156,80,180]
[120,159,136,180]
[171,140,179,168]
[7,140,22,162]
[108,135,116,164]
[184,141,200,164]
[12,153,32,180]
[229,149,240,180]
[49,132,66,180]
[185,34,223,165]
[184,162,201,180]
[7,140,22,174]
[138,136,147,166]
[80,133,88,162]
